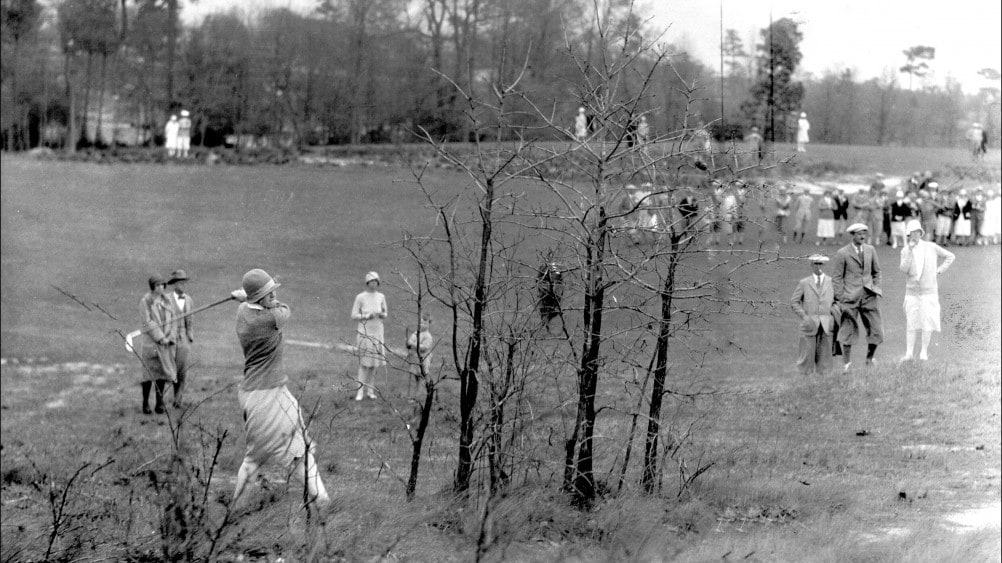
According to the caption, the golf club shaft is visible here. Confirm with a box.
[138,295,234,334]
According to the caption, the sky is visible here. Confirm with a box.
[181,0,1002,94]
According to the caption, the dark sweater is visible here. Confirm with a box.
[236,302,290,391]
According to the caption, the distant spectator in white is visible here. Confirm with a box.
[792,188,813,244]
[951,189,973,246]
[815,188,836,245]
[164,115,179,157]
[898,220,954,362]
[574,107,588,141]
[637,115,650,145]
[796,112,810,153]
[177,109,192,158]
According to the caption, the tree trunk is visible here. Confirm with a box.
[641,239,681,492]
[454,176,494,494]
[81,52,93,144]
[406,382,436,500]
[96,54,108,146]
[564,207,610,507]
[65,52,77,153]
[167,0,177,108]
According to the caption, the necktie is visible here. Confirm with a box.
[815,275,821,288]
[857,246,864,262]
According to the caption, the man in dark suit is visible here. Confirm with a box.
[791,254,837,375]
[830,223,883,371]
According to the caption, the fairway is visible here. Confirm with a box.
[1,154,1000,560]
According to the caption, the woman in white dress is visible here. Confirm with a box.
[980,189,999,244]
[951,189,973,245]
[351,271,387,401]
[898,221,954,361]
[796,112,810,152]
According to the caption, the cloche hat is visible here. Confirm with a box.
[242,269,280,303]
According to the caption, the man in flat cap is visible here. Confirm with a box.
[167,269,195,408]
[831,223,883,371]
[791,254,836,375]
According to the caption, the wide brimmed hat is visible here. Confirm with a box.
[242,269,280,303]
[846,223,869,234]
[808,254,829,264]
[167,269,188,284]
[365,271,380,284]
[905,219,923,235]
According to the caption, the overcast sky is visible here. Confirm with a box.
[182,0,1001,93]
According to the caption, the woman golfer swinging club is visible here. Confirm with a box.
[230,268,329,507]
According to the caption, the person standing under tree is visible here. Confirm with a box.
[831,223,883,371]
[796,112,810,152]
[138,275,176,414]
[637,115,650,145]
[574,107,588,141]
[164,115,179,158]
[166,269,194,409]
[177,109,192,158]
[351,271,387,401]
[537,257,564,334]
[898,221,954,362]
[229,269,330,507]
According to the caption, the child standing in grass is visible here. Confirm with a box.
[406,316,434,384]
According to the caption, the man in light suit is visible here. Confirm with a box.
[791,254,836,375]
[831,223,883,371]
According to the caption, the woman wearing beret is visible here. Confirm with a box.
[351,271,388,401]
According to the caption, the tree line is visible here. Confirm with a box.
[1,0,998,151]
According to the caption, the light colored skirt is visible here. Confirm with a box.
[816,219,835,238]
[980,211,996,236]
[890,221,907,239]
[935,216,953,236]
[904,293,940,332]
[238,386,310,467]
[356,321,386,368]
[953,217,972,237]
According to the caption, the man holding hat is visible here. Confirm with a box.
[229,269,330,507]
[898,220,954,361]
[831,223,883,371]
[166,269,195,408]
[791,254,836,375]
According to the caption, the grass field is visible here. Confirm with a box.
[1,148,1000,561]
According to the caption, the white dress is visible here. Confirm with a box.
[797,118,810,144]
[981,197,999,237]
[952,199,972,237]
[352,291,387,368]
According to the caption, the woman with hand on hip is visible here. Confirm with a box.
[351,271,387,401]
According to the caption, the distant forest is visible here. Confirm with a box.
[2,0,999,150]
